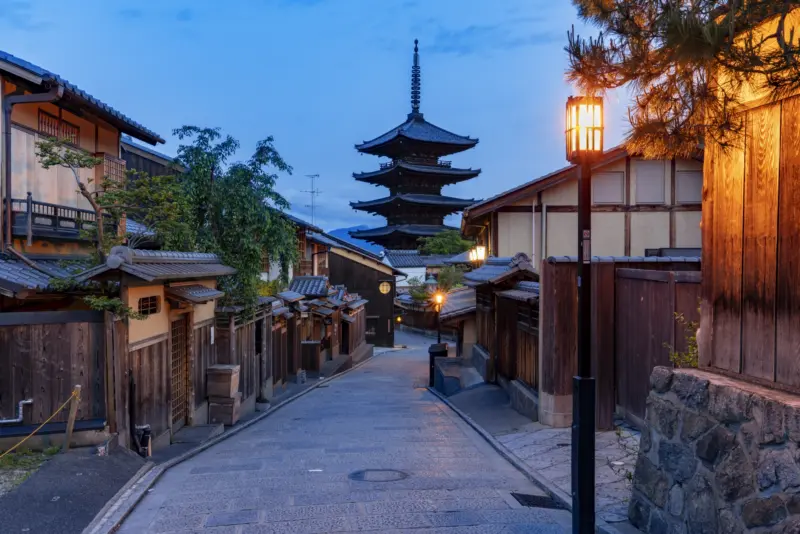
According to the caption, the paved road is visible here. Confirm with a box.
[119,332,572,533]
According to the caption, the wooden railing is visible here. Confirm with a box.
[7,194,113,243]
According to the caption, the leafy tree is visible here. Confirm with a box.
[35,137,106,260]
[406,276,430,302]
[436,265,465,293]
[565,1,800,159]
[174,126,298,307]
[418,230,473,255]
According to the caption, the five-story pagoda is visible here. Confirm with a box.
[350,40,480,250]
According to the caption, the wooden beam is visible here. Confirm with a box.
[496,205,534,213]
[625,156,632,256]
[532,204,701,213]
[670,158,677,247]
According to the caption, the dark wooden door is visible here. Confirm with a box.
[170,316,189,431]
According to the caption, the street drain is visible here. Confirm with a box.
[510,493,565,510]
[348,469,409,482]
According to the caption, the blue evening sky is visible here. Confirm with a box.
[6,0,627,231]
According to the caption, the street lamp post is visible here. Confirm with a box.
[565,95,603,534]
[433,292,444,343]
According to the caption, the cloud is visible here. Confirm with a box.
[118,7,143,19]
[0,1,46,30]
[427,23,560,56]
[176,8,193,22]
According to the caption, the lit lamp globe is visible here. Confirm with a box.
[565,95,603,163]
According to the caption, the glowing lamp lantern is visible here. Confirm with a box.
[433,292,444,306]
[565,95,603,163]
[475,245,486,261]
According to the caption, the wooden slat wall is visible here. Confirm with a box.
[129,339,170,438]
[496,299,517,380]
[777,97,800,389]
[288,318,302,374]
[0,315,105,424]
[193,321,215,408]
[703,95,800,390]
[741,105,780,380]
[540,261,577,399]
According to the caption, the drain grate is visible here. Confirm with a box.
[510,493,565,510]
[348,469,409,482]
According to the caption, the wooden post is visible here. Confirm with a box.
[104,313,117,433]
[63,385,82,452]
[26,192,32,246]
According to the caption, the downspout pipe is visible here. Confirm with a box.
[3,83,64,247]
[0,398,32,424]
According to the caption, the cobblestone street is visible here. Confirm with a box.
[117,332,572,533]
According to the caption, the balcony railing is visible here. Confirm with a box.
[7,194,115,243]
[380,158,452,170]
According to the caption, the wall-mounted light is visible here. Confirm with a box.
[379,281,392,294]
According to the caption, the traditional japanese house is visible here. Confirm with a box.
[121,135,185,178]
[463,254,538,388]
[350,40,480,250]
[439,286,477,358]
[262,210,324,283]
[382,249,450,291]
[307,231,401,347]
[461,147,703,269]
[74,247,235,450]
[276,290,308,377]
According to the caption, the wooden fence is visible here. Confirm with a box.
[615,269,701,425]
[0,311,106,430]
[539,257,701,430]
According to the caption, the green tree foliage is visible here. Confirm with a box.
[436,265,465,293]
[566,1,800,159]
[174,126,298,308]
[418,230,473,255]
[406,277,430,302]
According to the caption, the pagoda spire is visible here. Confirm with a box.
[411,39,421,115]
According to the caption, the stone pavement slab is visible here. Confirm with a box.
[117,331,572,533]
[448,382,639,526]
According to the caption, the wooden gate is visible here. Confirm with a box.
[170,316,189,431]
[615,269,701,425]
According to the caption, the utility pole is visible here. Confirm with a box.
[303,174,322,226]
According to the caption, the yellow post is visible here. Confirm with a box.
[62,385,81,452]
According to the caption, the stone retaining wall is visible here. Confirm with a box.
[630,366,800,533]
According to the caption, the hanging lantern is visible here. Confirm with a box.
[565,95,604,163]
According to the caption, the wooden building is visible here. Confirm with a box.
[382,250,450,291]
[461,147,703,269]
[350,40,480,250]
[439,287,477,358]
[121,135,184,178]
[75,247,235,450]
[307,231,400,347]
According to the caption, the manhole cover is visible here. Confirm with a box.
[511,493,564,510]
[348,469,409,482]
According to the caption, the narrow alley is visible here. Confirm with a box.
[117,332,572,533]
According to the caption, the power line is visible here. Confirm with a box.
[302,174,322,226]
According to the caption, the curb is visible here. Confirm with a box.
[83,347,396,534]
[426,387,626,534]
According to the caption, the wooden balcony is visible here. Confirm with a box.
[7,194,115,242]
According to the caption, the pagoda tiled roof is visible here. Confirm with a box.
[350,194,474,212]
[353,161,480,183]
[350,224,458,240]
[356,113,477,154]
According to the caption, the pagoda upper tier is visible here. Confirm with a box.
[350,39,480,250]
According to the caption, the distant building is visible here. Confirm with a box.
[382,249,450,290]
[350,40,480,250]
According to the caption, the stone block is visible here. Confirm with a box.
[708,382,754,424]
[787,494,800,515]
[659,442,697,483]
[508,379,538,421]
[650,366,674,394]
[667,484,684,517]
[741,495,787,528]
[647,396,679,439]
[633,455,669,507]
[628,492,652,530]
[718,509,745,534]
[641,427,652,453]
[685,473,717,534]
[695,425,734,465]
[715,445,756,502]
[752,398,787,444]
[786,405,800,442]
[680,411,714,443]
[756,447,800,492]
[670,372,709,410]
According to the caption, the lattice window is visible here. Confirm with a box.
[137,296,160,316]
[261,253,270,273]
[102,153,126,184]
[38,110,79,145]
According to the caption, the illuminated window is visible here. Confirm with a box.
[379,281,392,294]
[138,296,160,316]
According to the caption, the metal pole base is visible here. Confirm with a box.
[571,375,596,533]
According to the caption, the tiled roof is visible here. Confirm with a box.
[351,194,474,211]
[0,50,163,144]
[347,299,368,309]
[312,306,334,317]
[326,298,346,308]
[440,287,476,322]
[307,232,380,261]
[356,113,478,153]
[288,276,329,298]
[75,246,236,283]
[0,253,93,297]
[383,250,451,268]
[165,285,225,304]
[463,253,537,287]
[267,207,323,233]
[350,224,458,239]
[444,250,471,265]
[126,219,155,237]
[497,281,540,303]
[276,290,305,303]
[354,161,480,182]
